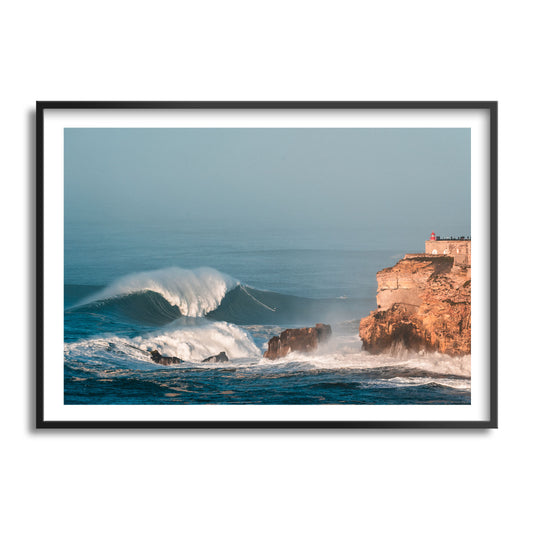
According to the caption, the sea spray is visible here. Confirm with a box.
[79,266,238,317]
[257,333,471,378]
[65,319,262,367]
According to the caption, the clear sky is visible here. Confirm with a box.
[64,128,470,250]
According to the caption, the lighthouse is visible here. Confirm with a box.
[430,232,436,241]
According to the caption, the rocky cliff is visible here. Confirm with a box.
[359,255,471,356]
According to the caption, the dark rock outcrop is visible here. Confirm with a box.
[202,351,229,363]
[150,349,184,365]
[263,323,332,360]
[149,349,230,365]
[359,255,471,356]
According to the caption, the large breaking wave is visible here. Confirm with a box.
[76,267,237,317]
[66,266,359,326]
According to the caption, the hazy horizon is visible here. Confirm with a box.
[65,128,470,252]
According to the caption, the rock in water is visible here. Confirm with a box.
[150,349,184,365]
[263,323,332,360]
[202,352,229,363]
[359,255,471,356]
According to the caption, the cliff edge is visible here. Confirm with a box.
[359,255,471,356]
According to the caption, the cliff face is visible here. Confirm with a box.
[359,256,471,356]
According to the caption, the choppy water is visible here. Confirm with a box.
[64,225,470,405]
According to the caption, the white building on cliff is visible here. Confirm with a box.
[424,232,471,265]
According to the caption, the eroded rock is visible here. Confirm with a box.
[263,323,332,360]
[359,256,471,356]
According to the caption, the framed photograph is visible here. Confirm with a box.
[36,101,497,428]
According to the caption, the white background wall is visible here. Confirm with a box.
[1,2,530,532]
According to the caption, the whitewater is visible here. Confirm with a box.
[65,262,471,405]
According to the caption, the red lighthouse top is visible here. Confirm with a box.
[430,232,436,241]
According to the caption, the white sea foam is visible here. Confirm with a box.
[257,333,471,377]
[81,267,238,317]
[135,320,261,362]
[65,321,470,389]
[381,376,471,390]
[65,319,261,368]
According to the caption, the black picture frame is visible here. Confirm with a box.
[36,101,497,429]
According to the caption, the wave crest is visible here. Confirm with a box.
[81,267,238,317]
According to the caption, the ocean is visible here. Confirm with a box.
[64,221,471,405]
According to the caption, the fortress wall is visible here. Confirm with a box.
[424,240,471,265]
